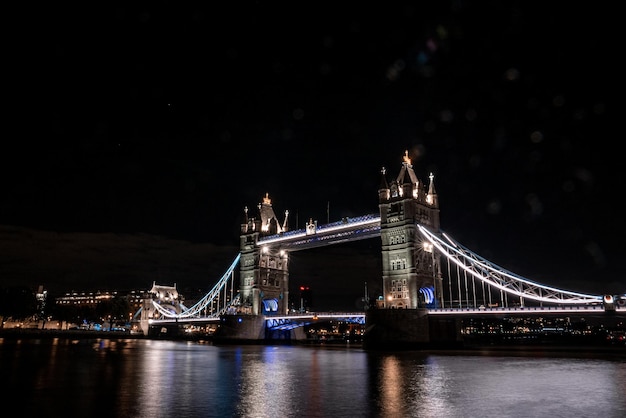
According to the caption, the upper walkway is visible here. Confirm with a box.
[257,214,381,250]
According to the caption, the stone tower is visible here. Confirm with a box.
[378,151,444,308]
[239,193,290,315]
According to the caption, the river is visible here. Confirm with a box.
[1,337,624,417]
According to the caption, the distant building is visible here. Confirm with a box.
[55,289,146,314]
[35,285,47,317]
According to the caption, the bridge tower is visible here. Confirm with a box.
[138,282,183,336]
[378,151,444,308]
[239,193,290,316]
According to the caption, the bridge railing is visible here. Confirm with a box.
[428,305,610,315]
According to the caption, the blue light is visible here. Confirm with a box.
[420,286,434,304]
[262,298,279,312]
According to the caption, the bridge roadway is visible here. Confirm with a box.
[148,305,624,330]
[148,312,367,330]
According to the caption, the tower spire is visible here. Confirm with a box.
[258,193,282,234]
[402,149,412,166]
[427,172,438,207]
[378,166,390,201]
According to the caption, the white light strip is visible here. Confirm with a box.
[440,229,599,298]
[428,305,607,315]
[418,225,602,304]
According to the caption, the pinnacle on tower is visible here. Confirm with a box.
[378,166,390,201]
[426,172,438,207]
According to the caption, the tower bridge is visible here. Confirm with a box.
[140,152,625,347]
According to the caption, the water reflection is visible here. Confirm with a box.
[369,350,626,418]
[369,352,455,417]
[0,339,624,418]
[233,346,370,417]
[378,355,403,415]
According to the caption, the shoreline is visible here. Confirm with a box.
[0,328,146,340]
[2,328,624,357]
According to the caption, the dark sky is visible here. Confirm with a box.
[3,2,623,310]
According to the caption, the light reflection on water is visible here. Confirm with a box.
[0,338,624,418]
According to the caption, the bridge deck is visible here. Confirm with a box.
[148,305,624,326]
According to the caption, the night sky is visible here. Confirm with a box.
[2,2,623,310]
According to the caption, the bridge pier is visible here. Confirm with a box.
[363,308,463,350]
[212,314,306,344]
[147,322,184,339]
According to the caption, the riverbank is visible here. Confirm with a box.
[0,327,146,340]
[1,328,623,357]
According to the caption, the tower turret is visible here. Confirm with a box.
[258,193,284,235]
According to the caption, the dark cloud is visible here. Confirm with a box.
[0,226,238,295]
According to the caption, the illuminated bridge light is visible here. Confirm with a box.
[420,287,435,304]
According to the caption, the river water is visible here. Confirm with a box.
[1,337,624,418]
